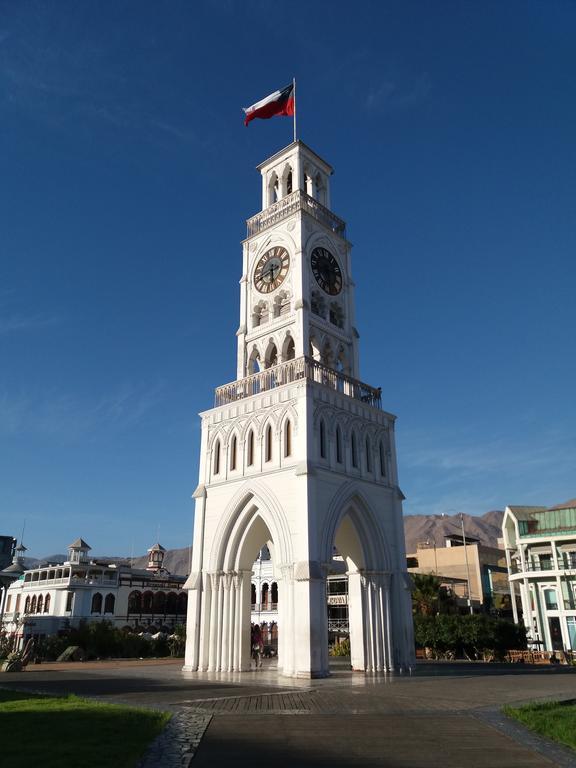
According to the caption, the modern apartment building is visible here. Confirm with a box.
[503,500,576,652]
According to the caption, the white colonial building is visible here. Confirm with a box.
[503,500,576,653]
[1,538,187,649]
[184,141,414,678]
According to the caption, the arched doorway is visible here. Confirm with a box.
[185,484,293,674]
[324,491,406,673]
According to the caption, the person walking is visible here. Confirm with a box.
[251,623,263,668]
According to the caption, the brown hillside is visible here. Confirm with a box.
[403,510,504,554]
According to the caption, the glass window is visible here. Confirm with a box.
[544,588,558,610]
[567,617,576,650]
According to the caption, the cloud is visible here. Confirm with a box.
[366,73,432,112]
[0,313,59,335]
[0,382,165,439]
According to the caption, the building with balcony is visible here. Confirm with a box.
[250,546,350,652]
[1,538,187,649]
[503,500,576,652]
[407,534,511,614]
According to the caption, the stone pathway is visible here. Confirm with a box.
[4,660,576,766]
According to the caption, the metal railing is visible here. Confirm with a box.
[246,189,346,238]
[215,355,382,409]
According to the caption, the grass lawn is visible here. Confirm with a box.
[0,689,171,768]
[504,700,576,752]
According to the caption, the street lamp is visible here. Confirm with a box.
[460,513,474,615]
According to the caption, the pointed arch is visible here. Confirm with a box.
[44,593,51,613]
[213,438,221,475]
[379,439,387,477]
[246,428,255,467]
[309,333,321,361]
[248,345,262,374]
[209,481,294,572]
[365,435,372,472]
[230,433,238,471]
[336,424,343,464]
[268,171,279,205]
[321,482,392,572]
[91,593,103,614]
[264,423,273,462]
[37,594,43,613]
[281,333,295,362]
[350,430,358,468]
[321,338,334,368]
[284,418,292,457]
[319,418,327,459]
[281,162,293,197]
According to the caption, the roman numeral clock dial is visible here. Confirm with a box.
[254,246,290,293]
[311,247,342,295]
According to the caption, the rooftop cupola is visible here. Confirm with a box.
[147,542,166,572]
[257,141,333,211]
[67,538,91,564]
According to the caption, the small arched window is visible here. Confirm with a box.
[320,419,327,459]
[104,593,115,614]
[214,439,221,475]
[44,594,51,613]
[128,591,142,613]
[261,583,269,608]
[271,582,278,606]
[379,441,387,476]
[230,434,237,471]
[365,437,372,472]
[247,429,254,466]
[31,595,37,613]
[251,583,256,606]
[91,593,103,614]
[351,432,358,468]
[265,424,272,462]
[142,591,154,613]
[36,594,43,614]
[336,426,343,464]
[284,420,292,457]
[24,596,31,614]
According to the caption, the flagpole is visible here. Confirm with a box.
[293,77,297,143]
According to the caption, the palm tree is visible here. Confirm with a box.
[411,573,443,615]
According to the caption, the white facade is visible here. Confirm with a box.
[503,502,576,653]
[1,539,187,648]
[184,141,414,678]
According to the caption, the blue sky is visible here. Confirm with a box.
[1,0,575,558]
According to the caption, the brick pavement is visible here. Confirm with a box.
[4,659,576,767]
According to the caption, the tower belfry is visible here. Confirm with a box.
[184,141,414,677]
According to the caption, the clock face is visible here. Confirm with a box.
[254,246,290,293]
[311,247,342,295]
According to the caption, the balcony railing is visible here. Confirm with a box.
[246,189,346,239]
[215,355,382,409]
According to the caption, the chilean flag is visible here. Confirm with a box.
[243,84,295,127]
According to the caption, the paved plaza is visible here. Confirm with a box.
[3,658,576,767]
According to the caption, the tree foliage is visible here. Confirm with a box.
[411,573,456,615]
[414,613,527,660]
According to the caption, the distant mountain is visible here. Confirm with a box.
[403,510,504,554]
[27,514,504,575]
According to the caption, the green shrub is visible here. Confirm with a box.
[413,613,526,660]
[329,638,351,656]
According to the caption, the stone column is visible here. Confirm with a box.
[221,572,233,671]
[292,560,328,677]
[207,571,220,671]
[347,570,366,671]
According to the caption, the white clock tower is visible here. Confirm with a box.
[184,141,414,678]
